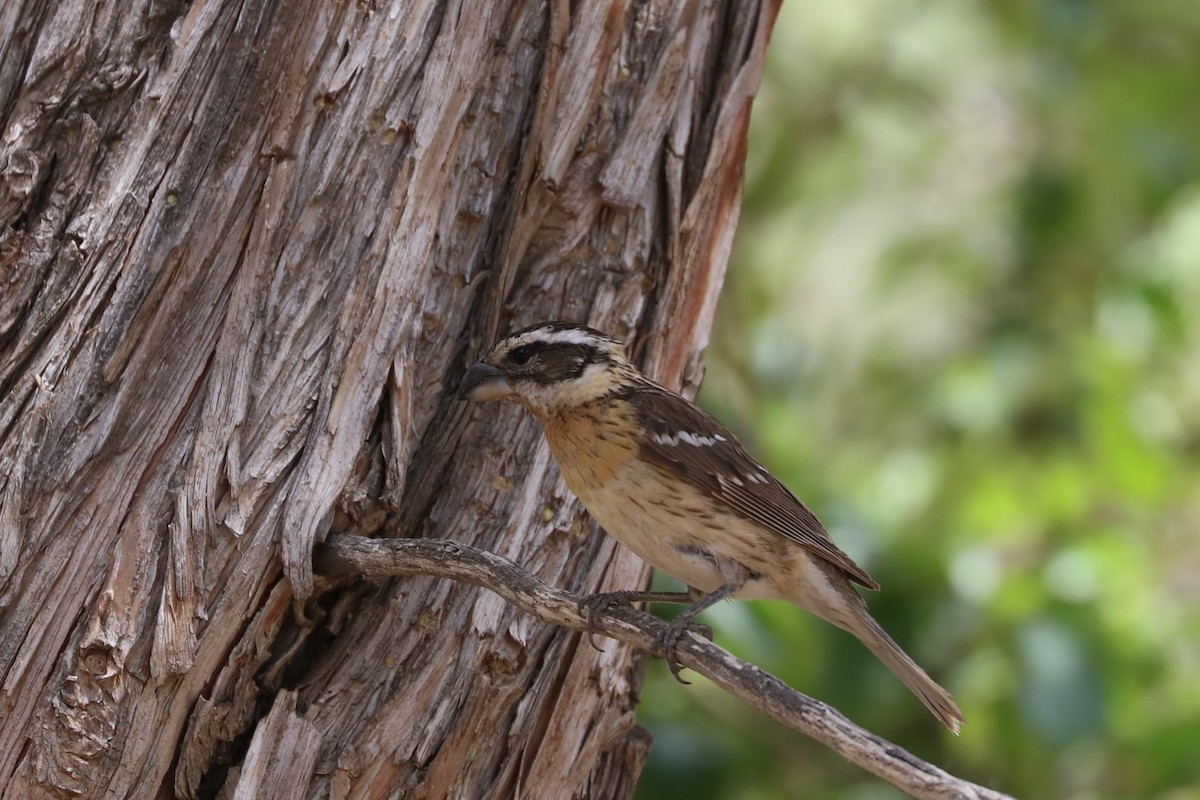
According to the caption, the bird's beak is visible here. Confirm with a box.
[459,362,512,401]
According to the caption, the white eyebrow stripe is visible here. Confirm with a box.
[651,431,727,448]
[528,327,607,346]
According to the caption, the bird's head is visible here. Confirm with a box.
[459,322,640,415]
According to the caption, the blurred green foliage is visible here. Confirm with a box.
[636,2,1200,798]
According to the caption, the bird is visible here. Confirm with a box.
[458,321,964,732]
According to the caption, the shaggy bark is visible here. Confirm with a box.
[0,0,776,797]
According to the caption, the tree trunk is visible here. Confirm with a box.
[0,0,777,796]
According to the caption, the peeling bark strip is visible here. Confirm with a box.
[0,0,780,797]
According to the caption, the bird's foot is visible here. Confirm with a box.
[578,590,646,651]
[657,616,713,684]
[578,590,696,650]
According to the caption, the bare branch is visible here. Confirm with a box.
[314,535,1014,800]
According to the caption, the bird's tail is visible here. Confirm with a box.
[779,557,963,731]
[844,609,964,733]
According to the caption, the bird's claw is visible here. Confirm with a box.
[578,590,642,651]
[658,618,713,684]
[579,591,713,678]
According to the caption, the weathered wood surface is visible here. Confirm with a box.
[317,536,1016,800]
[0,0,778,796]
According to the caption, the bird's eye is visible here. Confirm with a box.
[509,345,535,366]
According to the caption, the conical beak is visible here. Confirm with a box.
[459,363,512,401]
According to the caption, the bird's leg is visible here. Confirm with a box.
[579,590,697,650]
[658,560,749,683]
[657,583,740,683]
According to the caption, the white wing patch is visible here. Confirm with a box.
[651,430,772,487]
[651,430,727,448]
[718,467,768,489]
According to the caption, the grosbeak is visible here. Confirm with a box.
[460,322,962,732]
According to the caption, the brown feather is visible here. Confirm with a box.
[626,381,880,591]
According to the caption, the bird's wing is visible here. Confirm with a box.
[627,382,879,590]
